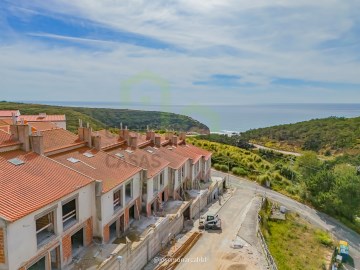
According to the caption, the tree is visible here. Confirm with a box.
[296,151,322,179]
[331,165,360,221]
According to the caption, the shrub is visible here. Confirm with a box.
[219,164,229,172]
[214,163,221,170]
[315,230,333,247]
[272,172,282,181]
[259,174,271,186]
[232,167,248,176]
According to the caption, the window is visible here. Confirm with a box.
[181,166,185,177]
[125,181,132,202]
[113,188,123,211]
[159,172,164,187]
[62,199,77,230]
[153,176,159,193]
[36,211,55,247]
[28,256,46,270]
[177,170,182,185]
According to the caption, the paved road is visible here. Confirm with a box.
[213,170,360,269]
[176,189,267,270]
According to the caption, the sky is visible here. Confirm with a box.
[1,0,360,105]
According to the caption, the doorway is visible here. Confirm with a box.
[71,228,84,257]
[50,246,61,270]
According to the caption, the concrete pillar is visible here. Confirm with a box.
[172,136,178,145]
[179,132,186,141]
[10,124,30,152]
[92,135,102,150]
[78,126,92,147]
[30,133,44,155]
[154,136,161,148]
[130,136,138,149]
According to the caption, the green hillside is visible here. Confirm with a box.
[0,101,210,134]
[241,116,360,155]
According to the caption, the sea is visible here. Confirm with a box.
[24,101,360,133]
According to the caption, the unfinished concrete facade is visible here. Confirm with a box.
[0,116,213,270]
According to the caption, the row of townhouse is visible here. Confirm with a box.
[0,120,212,270]
[0,111,66,130]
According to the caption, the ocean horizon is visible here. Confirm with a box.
[15,101,360,133]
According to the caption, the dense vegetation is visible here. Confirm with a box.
[197,134,254,149]
[189,137,360,233]
[73,106,209,133]
[260,199,333,270]
[241,116,360,155]
[0,101,209,133]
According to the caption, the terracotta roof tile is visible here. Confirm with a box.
[0,120,10,133]
[50,147,142,193]
[185,144,212,160]
[29,122,58,132]
[106,147,169,178]
[19,115,66,122]
[171,145,202,164]
[146,146,188,170]
[0,130,20,148]
[42,128,84,153]
[94,130,125,150]
[0,150,94,222]
[0,110,19,118]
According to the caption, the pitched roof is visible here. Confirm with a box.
[0,150,94,222]
[0,110,19,118]
[147,146,188,170]
[185,144,212,160]
[0,120,10,133]
[50,147,142,193]
[29,122,58,132]
[0,130,20,149]
[0,119,11,126]
[42,128,84,154]
[106,147,170,178]
[129,132,151,148]
[94,130,125,150]
[171,145,202,164]
[19,114,66,122]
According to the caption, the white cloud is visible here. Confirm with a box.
[1,0,360,104]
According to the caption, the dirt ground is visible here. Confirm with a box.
[175,190,268,270]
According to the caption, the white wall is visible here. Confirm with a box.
[54,121,66,130]
[145,168,169,204]
[100,172,141,230]
[146,177,154,204]
[6,183,95,270]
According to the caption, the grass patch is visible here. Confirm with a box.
[261,211,333,270]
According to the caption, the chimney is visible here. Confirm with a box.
[10,123,31,152]
[130,136,138,149]
[79,122,92,147]
[179,132,186,141]
[154,136,161,148]
[92,134,102,151]
[122,127,130,145]
[172,136,178,145]
[146,131,151,140]
[167,132,173,141]
[30,131,44,155]
[146,131,155,142]
[11,113,16,125]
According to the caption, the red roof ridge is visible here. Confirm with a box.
[43,155,96,182]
